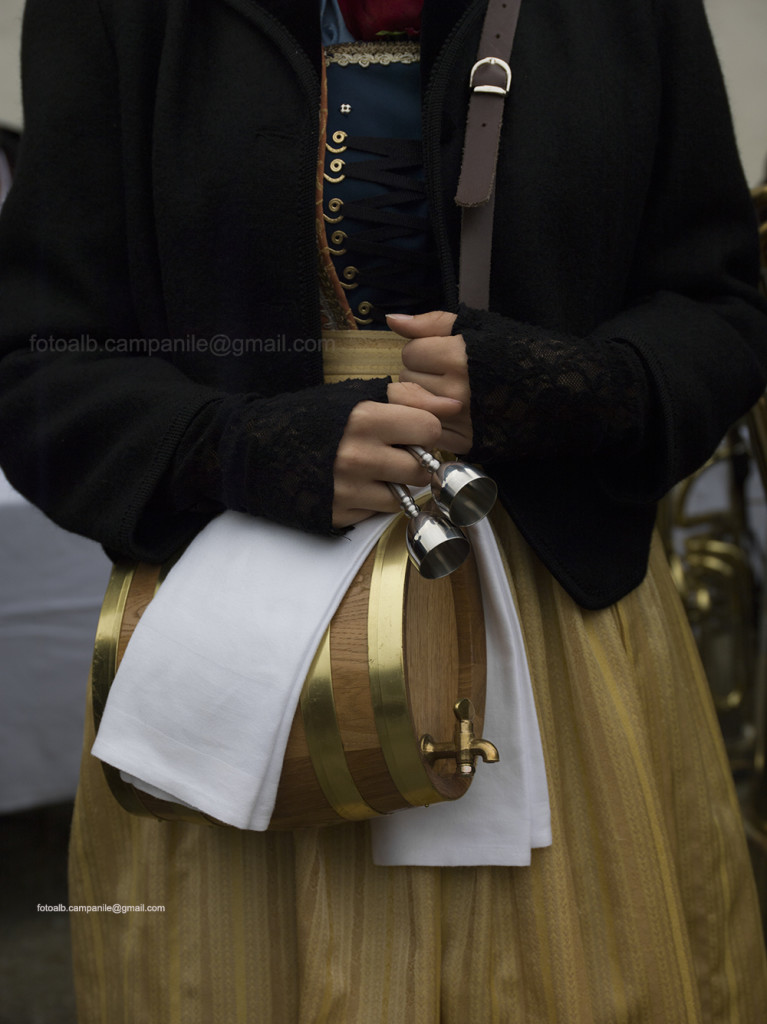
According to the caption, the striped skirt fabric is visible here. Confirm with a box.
[68,509,767,1023]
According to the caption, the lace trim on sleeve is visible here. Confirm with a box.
[453,305,650,464]
[169,376,391,536]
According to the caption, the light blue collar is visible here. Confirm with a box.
[320,0,356,45]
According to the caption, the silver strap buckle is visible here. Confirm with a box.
[469,57,512,96]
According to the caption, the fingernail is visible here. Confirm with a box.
[386,313,414,321]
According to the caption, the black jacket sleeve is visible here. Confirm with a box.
[460,0,767,489]
[465,6,764,464]
[448,0,767,606]
[0,0,388,562]
[453,304,653,465]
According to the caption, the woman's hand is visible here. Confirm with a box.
[332,383,462,527]
[332,309,473,528]
[386,311,473,454]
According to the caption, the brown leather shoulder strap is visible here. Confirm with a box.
[456,0,523,309]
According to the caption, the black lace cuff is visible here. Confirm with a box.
[452,305,651,464]
[170,376,391,535]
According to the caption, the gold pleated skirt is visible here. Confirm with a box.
[69,334,767,1022]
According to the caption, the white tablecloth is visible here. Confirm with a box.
[0,471,110,811]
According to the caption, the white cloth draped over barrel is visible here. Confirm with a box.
[91,508,551,866]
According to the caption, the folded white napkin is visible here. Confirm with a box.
[91,510,393,830]
[92,509,550,864]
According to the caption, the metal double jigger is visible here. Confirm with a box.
[388,447,498,580]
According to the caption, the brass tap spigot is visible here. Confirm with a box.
[420,699,499,776]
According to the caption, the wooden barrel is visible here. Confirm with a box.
[91,511,488,830]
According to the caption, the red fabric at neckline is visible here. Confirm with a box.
[336,0,423,41]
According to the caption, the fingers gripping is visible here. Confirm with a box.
[332,399,443,527]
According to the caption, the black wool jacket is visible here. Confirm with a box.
[0,0,766,609]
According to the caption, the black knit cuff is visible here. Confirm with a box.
[452,303,649,464]
[220,377,392,534]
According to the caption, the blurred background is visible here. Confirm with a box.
[0,1,765,1021]
[1,4,110,1023]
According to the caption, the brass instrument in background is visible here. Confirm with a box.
[662,186,767,925]
[659,426,759,763]
[745,396,767,867]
